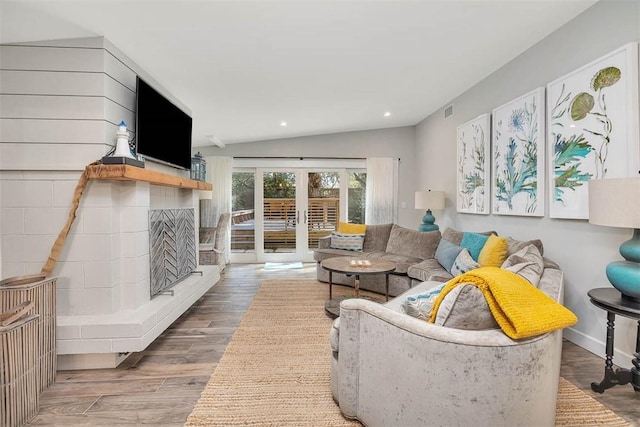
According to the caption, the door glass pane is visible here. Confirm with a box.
[348,171,367,224]
[308,172,339,248]
[263,172,296,253]
[231,171,255,253]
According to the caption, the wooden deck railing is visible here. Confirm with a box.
[231,198,339,249]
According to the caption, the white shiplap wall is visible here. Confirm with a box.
[0,37,216,368]
[0,39,137,170]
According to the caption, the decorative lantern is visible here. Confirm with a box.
[190,152,206,181]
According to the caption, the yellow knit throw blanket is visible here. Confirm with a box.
[428,267,577,340]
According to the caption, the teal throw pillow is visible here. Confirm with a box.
[435,239,464,273]
[460,232,490,261]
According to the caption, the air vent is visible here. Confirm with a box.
[444,105,454,118]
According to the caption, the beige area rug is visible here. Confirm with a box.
[185,279,630,426]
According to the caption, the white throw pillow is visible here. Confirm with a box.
[402,283,446,320]
[450,249,480,276]
[329,232,365,252]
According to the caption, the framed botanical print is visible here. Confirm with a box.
[457,114,491,214]
[492,88,545,216]
[547,42,639,219]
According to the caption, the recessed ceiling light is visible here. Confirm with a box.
[280,121,287,127]
[384,111,391,117]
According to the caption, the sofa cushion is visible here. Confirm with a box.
[385,224,441,260]
[407,259,453,282]
[506,236,544,256]
[330,232,365,251]
[362,223,394,252]
[501,244,544,286]
[361,252,422,275]
[460,232,490,261]
[450,249,480,276]
[442,227,495,246]
[433,284,499,330]
[435,239,464,272]
[441,227,465,246]
[338,222,367,234]
[478,234,509,267]
[313,248,358,262]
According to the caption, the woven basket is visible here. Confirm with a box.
[0,274,57,391]
[0,306,40,427]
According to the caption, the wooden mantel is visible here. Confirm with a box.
[86,164,212,190]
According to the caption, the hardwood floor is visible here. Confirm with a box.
[29,263,639,426]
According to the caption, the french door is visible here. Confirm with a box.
[230,160,366,264]
[257,169,308,262]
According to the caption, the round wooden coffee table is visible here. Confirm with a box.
[321,257,396,318]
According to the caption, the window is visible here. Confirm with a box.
[348,170,366,224]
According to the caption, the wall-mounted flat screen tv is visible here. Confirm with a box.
[135,76,193,170]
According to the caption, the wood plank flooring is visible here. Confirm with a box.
[29,263,639,426]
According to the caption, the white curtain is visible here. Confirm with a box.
[201,156,233,261]
[365,157,398,224]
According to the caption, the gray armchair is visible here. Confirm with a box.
[199,212,231,271]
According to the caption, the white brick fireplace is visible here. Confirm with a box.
[0,36,219,369]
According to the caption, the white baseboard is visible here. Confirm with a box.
[564,326,634,369]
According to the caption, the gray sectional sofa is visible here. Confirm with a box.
[314,224,504,297]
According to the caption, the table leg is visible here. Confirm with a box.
[591,311,633,393]
[354,274,360,297]
[329,270,333,300]
[385,273,389,302]
[632,320,640,392]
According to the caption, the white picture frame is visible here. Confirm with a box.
[492,88,546,216]
[547,42,640,219]
[456,114,491,214]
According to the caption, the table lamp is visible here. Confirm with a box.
[415,190,445,232]
[588,177,640,302]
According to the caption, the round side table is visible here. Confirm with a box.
[588,287,640,393]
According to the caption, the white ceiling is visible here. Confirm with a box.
[1,0,598,147]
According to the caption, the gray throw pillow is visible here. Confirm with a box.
[435,239,464,272]
[434,284,499,330]
[501,244,544,286]
[385,224,441,260]
[506,236,544,256]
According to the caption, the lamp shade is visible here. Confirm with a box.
[589,177,640,302]
[415,190,445,210]
[588,177,640,228]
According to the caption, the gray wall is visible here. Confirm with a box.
[415,0,640,363]
[200,126,417,227]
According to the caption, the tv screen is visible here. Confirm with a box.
[135,76,193,170]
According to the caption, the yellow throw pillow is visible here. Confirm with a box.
[478,234,508,267]
[338,222,367,234]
